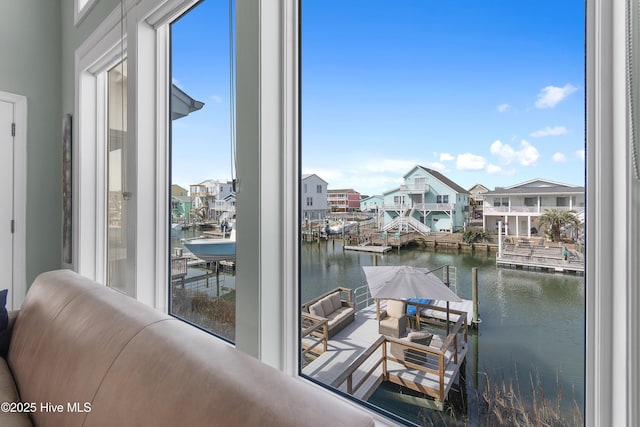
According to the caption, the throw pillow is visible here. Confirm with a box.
[0,289,7,331]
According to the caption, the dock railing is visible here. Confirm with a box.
[301,312,328,364]
[331,314,468,403]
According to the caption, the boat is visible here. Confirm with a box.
[182,229,236,261]
[324,220,358,236]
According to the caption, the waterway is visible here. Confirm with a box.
[301,239,585,425]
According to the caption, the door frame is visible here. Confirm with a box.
[0,91,27,310]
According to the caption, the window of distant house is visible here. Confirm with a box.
[307,197,313,206]
[168,0,236,342]
[300,1,585,425]
[304,183,307,193]
[317,184,322,193]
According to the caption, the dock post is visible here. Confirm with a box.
[498,221,503,258]
[472,267,479,326]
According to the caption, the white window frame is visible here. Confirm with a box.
[74,0,99,26]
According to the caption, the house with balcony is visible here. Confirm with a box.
[482,179,585,238]
[468,183,489,219]
[302,174,329,221]
[381,166,470,233]
[327,188,361,212]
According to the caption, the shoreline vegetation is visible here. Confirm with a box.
[418,371,583,427]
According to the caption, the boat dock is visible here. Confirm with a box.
[302,302,469,409]
[497,242,584,275]
[343,244,392,253]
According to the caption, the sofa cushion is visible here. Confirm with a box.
[326,306,353,328]
[8,270,169,427]
[386,299,405,318]
[329,292,342,312]
[309,300,324,317]
[86,319,373,427]
[320,297,334,317]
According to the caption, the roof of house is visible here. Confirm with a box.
[301,173,328,184]
[484,178,585,196]
[327,188,359,194]
[468,183,490,193]
[416,166,470,194]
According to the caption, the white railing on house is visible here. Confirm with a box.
[484,205,585,217]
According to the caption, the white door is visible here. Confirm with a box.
[0,100,14,304]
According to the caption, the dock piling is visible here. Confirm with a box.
[472,267,480,327]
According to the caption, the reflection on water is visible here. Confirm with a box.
[301,240,585,424]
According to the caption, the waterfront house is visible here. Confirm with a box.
[302,174,329,221]
[482,179,585,239]
[327,188,361,212]
[381,166,470,233]
[360,195,384,213]
[0,2,635,426]
[468,183,489,219]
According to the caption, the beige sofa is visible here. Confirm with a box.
[0,270,374,427]
[302,288,355,338]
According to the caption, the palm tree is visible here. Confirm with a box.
[536,209,581,242]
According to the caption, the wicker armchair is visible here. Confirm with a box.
[378,299,408,338]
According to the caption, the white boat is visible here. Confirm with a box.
[324,220,358,236]
[183,229,236,261]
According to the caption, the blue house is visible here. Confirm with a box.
[381,166,470,233]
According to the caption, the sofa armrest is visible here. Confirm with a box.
[0,310,19,359]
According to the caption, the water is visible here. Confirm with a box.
[301,240,585,425]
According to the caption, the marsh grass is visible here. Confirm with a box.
[171,287,236,341]
[479,371,583,427]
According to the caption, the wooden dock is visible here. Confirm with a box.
[302,303,468,408]
[497,243,584,275]
[343,244,392,253]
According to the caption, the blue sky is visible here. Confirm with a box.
[302,0,585,196]
[171,0,585,197]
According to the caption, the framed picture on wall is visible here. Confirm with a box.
[62,113,72,264]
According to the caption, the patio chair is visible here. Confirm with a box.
[378,299,408,338]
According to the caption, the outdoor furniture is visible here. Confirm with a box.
[378,299,408,338]
[302,288,355,338]
[390,331,433,364]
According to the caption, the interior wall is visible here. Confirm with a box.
[0,1,62,289]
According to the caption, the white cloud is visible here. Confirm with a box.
[552,152,567,162]
[576,150,585,160]
[490,139,540,166]
[456,153,487,171]
[486,164,502,174]
[530,125,568,138]
[497,103,511,112]
[439,153,454,162]
[534,84,577,109]
[210,95,223,104]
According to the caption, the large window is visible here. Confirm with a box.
[300,1,586,425]
[168,0,236,342]
[72,1,639,425]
